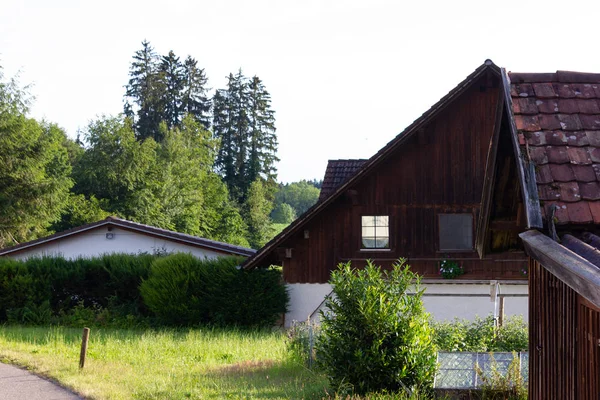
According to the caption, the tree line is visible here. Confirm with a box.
[0,41,319,250]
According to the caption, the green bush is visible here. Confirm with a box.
[432,315,528,352]
[317,259,437,395]
[140,253,288,327]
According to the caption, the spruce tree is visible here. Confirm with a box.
[247,76,278,190]
[212,70,278,203]
[182,56,211,129]
[124,40,165,141]
[213,70,249,202]
[159,50,185,129]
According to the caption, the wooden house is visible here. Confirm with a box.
[243,60,532,326]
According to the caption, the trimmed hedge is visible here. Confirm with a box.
[0,253,288,328]
[0,254,154,324]
[140,253,288,327]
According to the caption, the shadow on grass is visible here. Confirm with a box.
[199,359,329,399]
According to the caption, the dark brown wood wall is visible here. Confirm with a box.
[529,258,600,400]
[281,74,528,283]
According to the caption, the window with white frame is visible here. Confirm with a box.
[361,216,389,249]
[438,213,473,250]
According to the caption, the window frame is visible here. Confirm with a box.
[360,215,391,251]
[438,213,474,252]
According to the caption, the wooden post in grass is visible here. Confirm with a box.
[79,327,90,369]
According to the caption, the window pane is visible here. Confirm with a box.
[362,226,375,237]
[376,226,389,237]
[362,238,376,248]
[375,237,389,248]
[376,216,389,226]
[362,216,375,226]
[439,214,473,250]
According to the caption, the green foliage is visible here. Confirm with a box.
[51,193,110,233]
[317,260,437,395]
[71,114,249,245]
[213,70,279,203]
[140,253,288,327]
[245,179,275,249]
[124,41,211,140]
[271,202,296,224]
[274,180,320,217]
[0,71,73,247]
[475,353,527,400]
[432,315,528,352]
[0,254,156,324]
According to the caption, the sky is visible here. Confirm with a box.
[2,0,599,183]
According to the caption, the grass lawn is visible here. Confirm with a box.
[0,325,329,400]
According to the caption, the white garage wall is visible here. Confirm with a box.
[285,281,528,328]
[10,226,226,260]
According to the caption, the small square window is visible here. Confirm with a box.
[361,215,389,249]
[439,214,473,250]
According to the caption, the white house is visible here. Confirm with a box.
[0,216,255,260]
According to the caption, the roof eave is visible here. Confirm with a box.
[501,68,543,229]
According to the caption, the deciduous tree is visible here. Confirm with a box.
[0,70,73,246]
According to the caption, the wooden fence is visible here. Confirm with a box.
[529,257,600,399]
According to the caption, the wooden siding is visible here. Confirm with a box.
[529,258,600,400]
[279,73,528,283]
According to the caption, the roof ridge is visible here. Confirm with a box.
[0,217,255,257]
[509,71,600,84]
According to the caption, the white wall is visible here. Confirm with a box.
[285,281,528,328]
[10,226,226,260]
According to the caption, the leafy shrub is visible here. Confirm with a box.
[432,315,528,352]
[140,253,288,327]
[317,259,437,395]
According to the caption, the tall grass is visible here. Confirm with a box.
[0,325,328,399]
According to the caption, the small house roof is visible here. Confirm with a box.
[0,216,255,257]
[318,159,367,201]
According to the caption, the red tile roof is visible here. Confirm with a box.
[509,71,600,225]
[318,159,367,201]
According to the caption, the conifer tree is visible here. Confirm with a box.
[182,56,211,129]
[159,50,185,129]
[124,40,165,141]
[213,71,249,201]
[213,70,278,203]
[247,76,278,189]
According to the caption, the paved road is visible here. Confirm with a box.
[0,363,82,400]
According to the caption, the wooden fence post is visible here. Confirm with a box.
[79,327,90,369]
